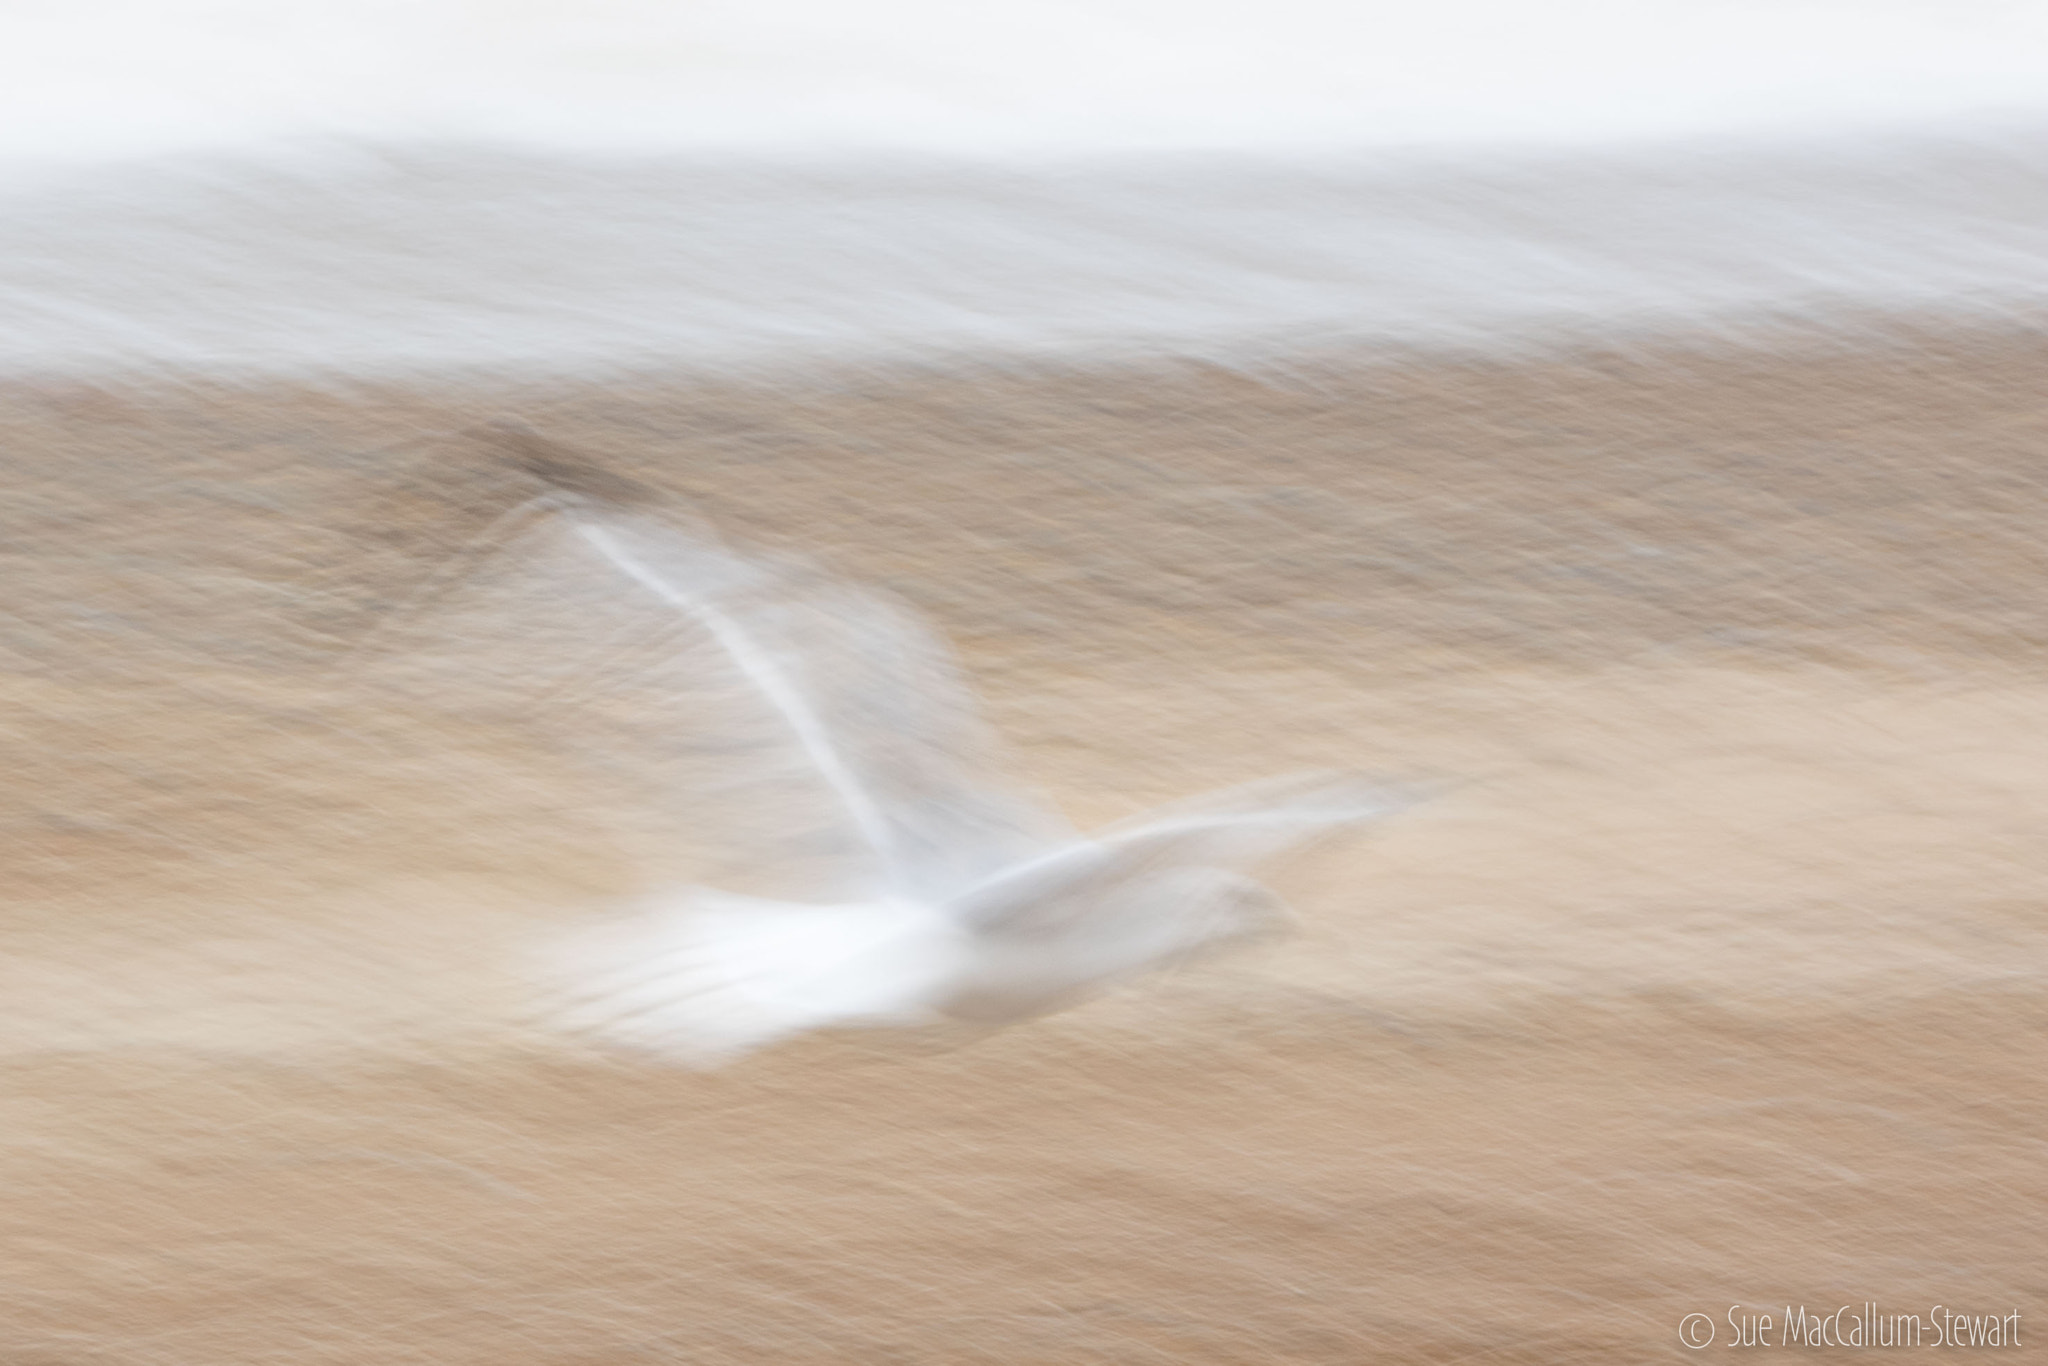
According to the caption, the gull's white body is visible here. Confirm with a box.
[393,467,1402,1063]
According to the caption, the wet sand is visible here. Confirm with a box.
[3,329,2045,1361]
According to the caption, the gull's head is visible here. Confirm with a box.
[934,856,1291,1024]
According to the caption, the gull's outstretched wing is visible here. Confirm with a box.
[356,484,1069,903]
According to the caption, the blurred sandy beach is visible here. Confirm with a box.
[4,327,2044,1360]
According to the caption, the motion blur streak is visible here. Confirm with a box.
[2,2,2045,1362]
[6,139,2048,380]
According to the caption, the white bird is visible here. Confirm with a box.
[389,434,1407,1063]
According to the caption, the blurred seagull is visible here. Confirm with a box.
[448,430,1408,1063]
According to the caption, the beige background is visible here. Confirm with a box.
[2,328,2044,1361]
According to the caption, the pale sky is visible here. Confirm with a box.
[8,0,2048,164]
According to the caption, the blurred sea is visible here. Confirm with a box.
[7,0,2048,379]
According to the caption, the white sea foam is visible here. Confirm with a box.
[7,2,2048,378]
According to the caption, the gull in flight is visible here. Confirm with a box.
[397,432,1407,1063]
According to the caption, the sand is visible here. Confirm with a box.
[2,328,2044,1361]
